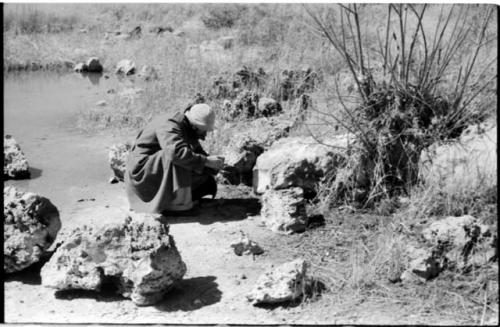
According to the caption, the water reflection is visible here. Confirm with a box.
[81,72,103,85]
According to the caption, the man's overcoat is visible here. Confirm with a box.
[125,112,208,213]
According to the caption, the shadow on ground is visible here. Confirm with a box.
[154,276,222,311]
[4,252,53,285]
[29,166,43,179]
[54,285,126,303]
[51,276,222,309]
[163,198,261,225]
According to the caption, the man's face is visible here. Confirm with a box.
[194,126,208,140]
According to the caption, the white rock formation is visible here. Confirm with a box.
[108,143,132,183]
[422,215,495,269]
[4,135,30,179]
[41,213,186,306]
[4,186,61,273]
[247,259,310,304]
[419,123,497,194]
[115,59,136,75]
[138,65,159,81]
[260,187,308,234]
[253,135,351,194]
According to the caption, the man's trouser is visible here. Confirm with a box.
[191,169,217,201]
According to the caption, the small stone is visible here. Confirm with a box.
[230,231,264,256]
[108,143,131,182]
[115,59,136,75]
[4,135,30,179]
[247,259,312,305]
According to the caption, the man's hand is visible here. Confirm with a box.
[205,155,225,170]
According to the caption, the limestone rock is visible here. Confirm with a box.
[220,136,264,186]
[419,124,497,194]
[400,247,442,283]
[230,231,264,256]
[253,135,350,194]
[258,97,283,117]
[109,143,131,182]
[4,186,61,273]
[86,57,103,73]
[115,59,136,75]
[138,65,159,81]
[74,62,88,73]
[247,259,310,304]
[422,215,495,269]
[41,213,186,306]
[260,187,307,234]
[4,135,30,179]
[217,36,235,49]
[217,115,295,186]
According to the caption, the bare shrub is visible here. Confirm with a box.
[306,4,496,206]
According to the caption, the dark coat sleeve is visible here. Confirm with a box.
[155,118,207,174]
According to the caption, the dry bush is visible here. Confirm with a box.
[306,4,497,206]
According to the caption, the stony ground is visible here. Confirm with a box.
[3,129,490,325]
[3,69,497,326]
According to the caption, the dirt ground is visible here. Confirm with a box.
[4,130,497,325]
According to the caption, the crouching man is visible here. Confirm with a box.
[125,103,225,214]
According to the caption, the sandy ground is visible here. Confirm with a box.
[3,98,497,325]
[2,130,427,325]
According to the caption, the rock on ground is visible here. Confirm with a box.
[4,186,61,273]
[74,62,88,73]
[419,123,497,194]
[86,57,103,73]
[253,135,350,194]
[217,115,296,186]
[217,36,235,49]
[400,246,442,283]
[109,143,131,183]
[401,215,496,283]
[41,213,187,306]
[230,231,264,256]
[220,136,264,186]
[247,259,310,304]
[422,215,496,269]
[115,59,136,75]
[258,97,283,117]
[4,135,30,179]
[138,65,159,81]
[260,187,308,234]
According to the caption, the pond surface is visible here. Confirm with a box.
[4,72,133,213]
[4,72,124,136]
